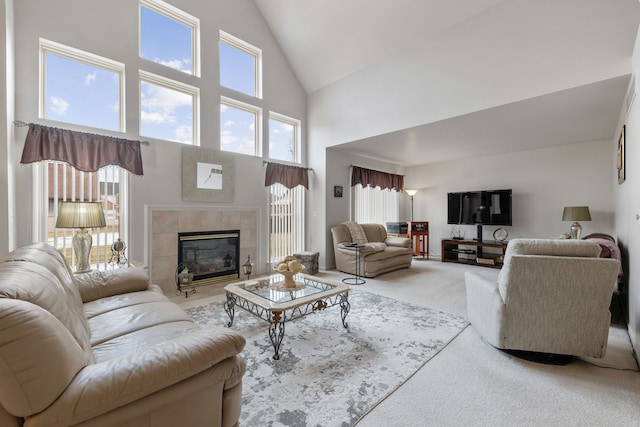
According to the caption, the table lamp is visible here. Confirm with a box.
[56,201,106,273]
[562,206,591,239]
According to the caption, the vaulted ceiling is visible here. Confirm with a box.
[254,0,640,166]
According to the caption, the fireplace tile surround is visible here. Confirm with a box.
[149,207,258,294]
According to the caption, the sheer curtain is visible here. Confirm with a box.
[265,162,309,262]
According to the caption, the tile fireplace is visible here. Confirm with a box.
[178,230,240,287]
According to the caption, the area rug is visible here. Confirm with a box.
[184,288,468,427]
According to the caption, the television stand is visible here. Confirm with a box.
[441,239,507,269]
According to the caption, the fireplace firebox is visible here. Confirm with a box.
[178,230,240,287]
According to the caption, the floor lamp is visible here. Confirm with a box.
[405,189,418,221]
[56,201,106,273]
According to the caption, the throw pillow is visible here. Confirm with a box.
[344,221,368,245]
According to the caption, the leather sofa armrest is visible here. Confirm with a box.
[27,328,246,427]
[75,267,150,302]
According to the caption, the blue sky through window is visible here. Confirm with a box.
[140,5,193,74]
[220,41,255,97]
[140,80,193,144]
[221,103,256,155]
[44,53,120,132]
[269,118,295,162]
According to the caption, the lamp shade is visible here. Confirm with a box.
[405,189,418,196]
[562,206,591,222]
[56,201,106,229]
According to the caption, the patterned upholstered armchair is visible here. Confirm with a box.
[465,238,620,358]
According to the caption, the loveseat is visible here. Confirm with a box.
[465,238,620,358]
[0,242,246,427]
[331,222,413,277]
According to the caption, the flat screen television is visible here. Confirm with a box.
[447,189,512,226]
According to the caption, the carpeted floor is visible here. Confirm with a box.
[184,288,468,427]
[175,259,640,426]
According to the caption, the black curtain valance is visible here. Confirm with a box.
[20,123,144,175]
[264,162,309,189]
[350,165,404,191]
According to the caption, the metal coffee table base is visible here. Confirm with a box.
[224,290,350,360]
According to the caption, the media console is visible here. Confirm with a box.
[441,239,508,269]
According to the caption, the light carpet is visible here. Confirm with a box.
[184,288,468,427]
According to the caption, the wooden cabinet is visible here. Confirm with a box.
[408,221,429,259]
[441,239,507,268]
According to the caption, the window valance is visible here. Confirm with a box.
[264,162,309,189]
[20,123,144,175]
[350,165,404,191]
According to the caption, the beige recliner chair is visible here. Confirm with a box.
[465,238,620,358]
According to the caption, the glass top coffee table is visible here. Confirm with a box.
[224,273,350,360]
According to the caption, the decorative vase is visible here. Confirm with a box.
[280,270,298,288]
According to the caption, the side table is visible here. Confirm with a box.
[408,221,429,259]
[342,244,366,285]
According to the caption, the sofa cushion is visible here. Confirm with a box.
[0,259,94,364]
[0,299,91,417]
[75,267,150,303]
[344,221,368,244]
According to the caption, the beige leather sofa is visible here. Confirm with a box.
[0,243,246,427]
[331,222,413,277]
[465,238,620,358]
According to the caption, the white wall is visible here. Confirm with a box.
[0,0,15,254]
[308,0,638,148]
[10,0,306,270]
[406,141,615,258]
[617,26,640,355]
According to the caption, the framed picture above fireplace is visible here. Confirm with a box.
[182,147,235,202]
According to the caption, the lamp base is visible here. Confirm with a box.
[73,228,93,273]
[570,221,583,240]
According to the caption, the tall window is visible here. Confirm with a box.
[38,40,128,267]
[40,39,124,132]
[269,113,300,162]
[41,163,126,269]
[353,184,400,224]
[139,0,200,76]
[220,96,261,156]
[269,184,305,263]
[139,71,199,144]
[219,31,261,98]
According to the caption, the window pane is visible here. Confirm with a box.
[221,103,256,155]
[140,5,193,74]
[269,117,296,162]
[354,184,399,224]
[220,41,256,96]
[140,80,194,143]
[47,163,123,270]
[44,53,120,131]
[269,183,305,263]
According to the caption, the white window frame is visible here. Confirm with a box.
[269,112,301,163]
[39,38,126,132]
[220,96,262,156]
[139,0,201,77]
[219,30,262,99]
[139,69,200,145]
